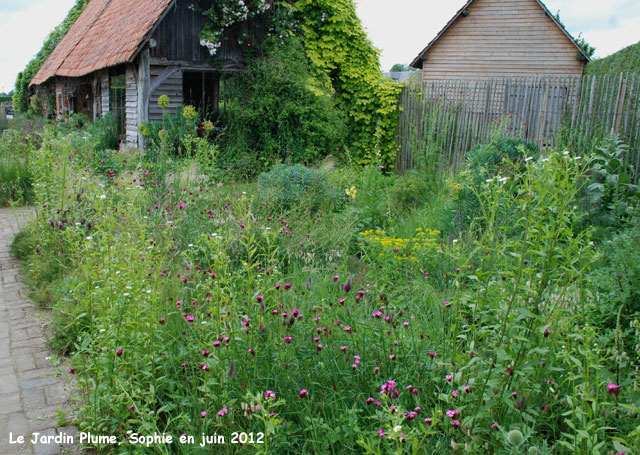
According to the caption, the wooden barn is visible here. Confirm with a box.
[410,0,591,82]
[30,0,243,147]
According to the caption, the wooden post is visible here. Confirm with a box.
[137,48,151,148]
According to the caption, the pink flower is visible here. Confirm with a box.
[366,397,374,404]
[374,401,382,406]
[607,383,621,398]
[389,354,396,360]
[116,349,123,356]
[217,407,228,417]
[463,385,471,393]
[264,390,276,399]
[491,422,499,430]
[344,326,352,333]
[200,364,209,371]
[404,411,417,420]
[377,429,385,438]
[299,389,308,398]
[248,348,255,356]
[444,300,452,308]
[275,283,281,290]
[185,315,194,322]
[212,340,220,347]
[159,317,165,325]
[283,336,293,344]
[424,417,432,424]
[541,404,549,411]
[451,390,459,398]
[317,344,323,351]
[284,283,291,290]
[451,419,460,428]
[428,351,437,359]
[403,321,409,327]
[202,350,211,357]
[256,296,264,303]
[340,345,347,353]
[242,318,251,327]
[446,409,460,418]
[200,411,207,418]
[445,374,452,382]
[373,311,383,318]
[66,366,75,374]
[332,275,340,282]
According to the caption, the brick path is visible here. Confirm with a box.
[0,208,79,455]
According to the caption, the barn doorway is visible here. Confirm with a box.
[182,71,220,120]
[109,72,126,140]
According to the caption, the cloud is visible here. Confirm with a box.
[0,0,75,92]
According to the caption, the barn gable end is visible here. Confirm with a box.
[411,0,589,82]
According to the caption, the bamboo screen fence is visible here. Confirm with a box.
[396,73,640,181]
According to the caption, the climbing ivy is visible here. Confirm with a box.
[192,0,402,168]
[293,0,402,167]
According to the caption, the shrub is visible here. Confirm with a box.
[0,130,36,206]
[254,164,345,214]
[88,113,120,152]
[388,169,434,213]
[218,37,346,178]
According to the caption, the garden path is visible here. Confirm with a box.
[0,208,79,455]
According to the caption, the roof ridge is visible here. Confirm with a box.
[410,0,590,69]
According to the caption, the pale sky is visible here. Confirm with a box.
[1,0,640,93]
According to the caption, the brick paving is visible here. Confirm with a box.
[0,208,79,455]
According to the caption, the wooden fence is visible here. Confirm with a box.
[396,73,640,181]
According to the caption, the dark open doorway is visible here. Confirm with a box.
[182,71,220,120]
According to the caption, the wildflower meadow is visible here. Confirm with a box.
[2,114,639,455]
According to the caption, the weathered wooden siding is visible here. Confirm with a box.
[125,65,138,145]
[421,0,585,81]
[151,0,210,64]
[99,71,110,117]
[149,65,184,122]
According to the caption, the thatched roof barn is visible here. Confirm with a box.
[30,0,243,146]
[410,0,591,82]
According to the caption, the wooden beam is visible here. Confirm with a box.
[137,48,151,148]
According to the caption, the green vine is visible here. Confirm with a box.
[191,0,402,168]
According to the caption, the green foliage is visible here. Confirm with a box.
[254,164,345,214]
[586,40,640,75]
[585,135,638,235]
[294,0,402,167]
[13,0,90,114]
[87,113,120,153]
[0,130,36,206]
[588,219,640,340]
[443,136,536,234]
[219,37,347,177]
[388,169,433,213]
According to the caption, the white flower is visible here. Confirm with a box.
[393,425,402,433]
[99,195,106,199]
[485,178,494,183]
[86,236,92,240]
[525,156,533,162]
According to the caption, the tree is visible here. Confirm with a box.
[554,11,595,60]
[390,63,416,72]
[13,0,90,114]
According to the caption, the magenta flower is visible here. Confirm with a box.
[275,283,281,290]
[452,390,459,398]
[463,385,471,393]
[607,383,621,398]
[343,276,352,293]
[284,283,291,290]
[366,397,374,404]
[202,350,211,357]
[332,275,340,282]
[374,366,380,375]
[159,317,165,325]
[317,344,323,351]
[248,348,255,356]
[428,351,437,359]
[200,411,207,418]
[377,429,385,438]
[264,390,276,400]
[544,328,552,337]
[491,422,499,430]
[200,364,209,371]
[242,318,251,327]
[373,311,383,318]
[116,349,123,356]
[185,315,194,322]
[404,411,417,420]
[444,300,452,308]
[344,326,352,333]
[445,374,452,382]
[217,407,228,417]
[256,296,264,303]
[451,419,460,428]
[283,336,293,344]
[389,354,396,360]
[66,366,75,374]
[446,409,460,418]
[424,417,432,424]
[374,401,382,406]
[541,404,549,411]
[299,389,308,398]
[129,404,135,412]
[212,340,220,347]
[340,345,347,353]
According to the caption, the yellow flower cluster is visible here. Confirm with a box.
[345,185,357,199]
[359,228,440,262]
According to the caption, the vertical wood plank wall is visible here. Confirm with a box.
[396,73,640,182]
